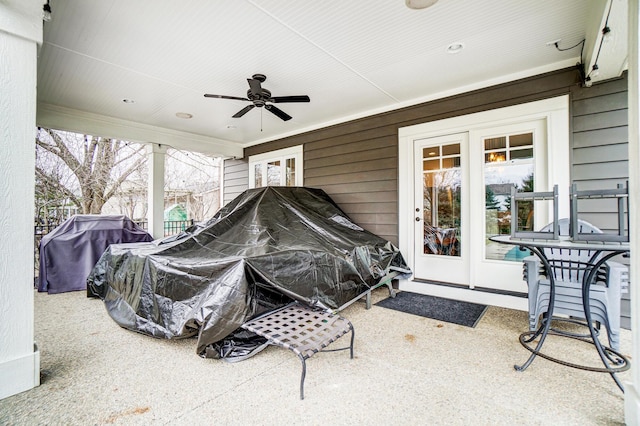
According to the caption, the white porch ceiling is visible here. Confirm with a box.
[36,0,628,157]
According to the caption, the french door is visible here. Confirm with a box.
[413,133,469,284]
[413,119,548,292]
[469,119,547,292]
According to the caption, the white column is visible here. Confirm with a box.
[626,0,640,423]
[148,144,167,239]
[0,0,42,400]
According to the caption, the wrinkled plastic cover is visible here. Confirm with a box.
[88,187,411,357]
[38,215,153,294]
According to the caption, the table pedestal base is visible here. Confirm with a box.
[515,318,630,391]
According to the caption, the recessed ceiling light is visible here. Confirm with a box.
[405,0,438,9]
[175,112,193,119]
[122,98,135,104]
[447,42,464,54]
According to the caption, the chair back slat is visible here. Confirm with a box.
[541,219,602,284]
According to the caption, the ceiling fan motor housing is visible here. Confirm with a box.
[247,88,271,106]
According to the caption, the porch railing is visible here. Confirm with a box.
[134,219,194,237]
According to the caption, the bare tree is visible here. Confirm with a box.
[36,128,147,215]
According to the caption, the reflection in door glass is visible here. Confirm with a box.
[285,158,296,186]
[484,132,534,261]
[267,161,281,186]
[254,164,263,187]
[422,144,461,256]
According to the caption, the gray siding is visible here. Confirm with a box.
[570,75,629,230]
[223,158,248,205]
[304,132,399,242]
[570,73,630,328]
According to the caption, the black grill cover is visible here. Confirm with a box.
[87,187,410,356]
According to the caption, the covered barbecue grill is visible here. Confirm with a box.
[88,186,410,357]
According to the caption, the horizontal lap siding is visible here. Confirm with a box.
[304,132,399,242]
[223,159,248,205]
[570,75,629,229]
[244,67,582,246]
[570,73,630,328]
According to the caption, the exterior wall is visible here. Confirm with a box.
[570,73,631,328]
[245,67,581,245]
[304,129,399,243]
[223,158,249,205]
[571,74,629,227]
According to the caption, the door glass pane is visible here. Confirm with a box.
[442,144,460,155]
[509,133,533,147]
[510,148,533,160]
[267,161,281,186]
[285,158,295,186]
[442,157,460,168]
[254,164,263,187]
[423,159,440,171]
[485,151,506,163]
[484,132,534,261]
[422,144,461,256]
[423,146,439,157]
[484,136,506,150]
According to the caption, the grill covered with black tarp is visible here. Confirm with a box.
[88,186,410,357]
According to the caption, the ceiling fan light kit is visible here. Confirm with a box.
[204,74,310,121]
[447,42,464,53]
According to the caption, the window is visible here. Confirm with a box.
[249,145,303,188]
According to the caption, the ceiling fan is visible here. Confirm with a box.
[204,74,310,121]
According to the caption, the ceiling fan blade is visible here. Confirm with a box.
[204,94,249,101]
[265,104,292,121]
[232,104,255,118]
[270,95,310,103]
[247,78,262,97]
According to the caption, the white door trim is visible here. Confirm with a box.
[398,95,570,309]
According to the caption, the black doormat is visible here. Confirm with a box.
[375,292,487,328]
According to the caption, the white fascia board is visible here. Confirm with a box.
[584,0,629,84]
[36,103,244,158]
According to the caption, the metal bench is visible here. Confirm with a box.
[241,302,354,400]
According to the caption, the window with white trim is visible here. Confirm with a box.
[248,145,303,188]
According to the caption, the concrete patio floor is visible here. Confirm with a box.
[0,288,631,425]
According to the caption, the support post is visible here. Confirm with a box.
[0,0,42,400]
[148,144,167,239]
[625,0,640,423]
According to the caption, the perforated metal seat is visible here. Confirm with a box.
[523,219,629,351]
[241,302,354,400]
